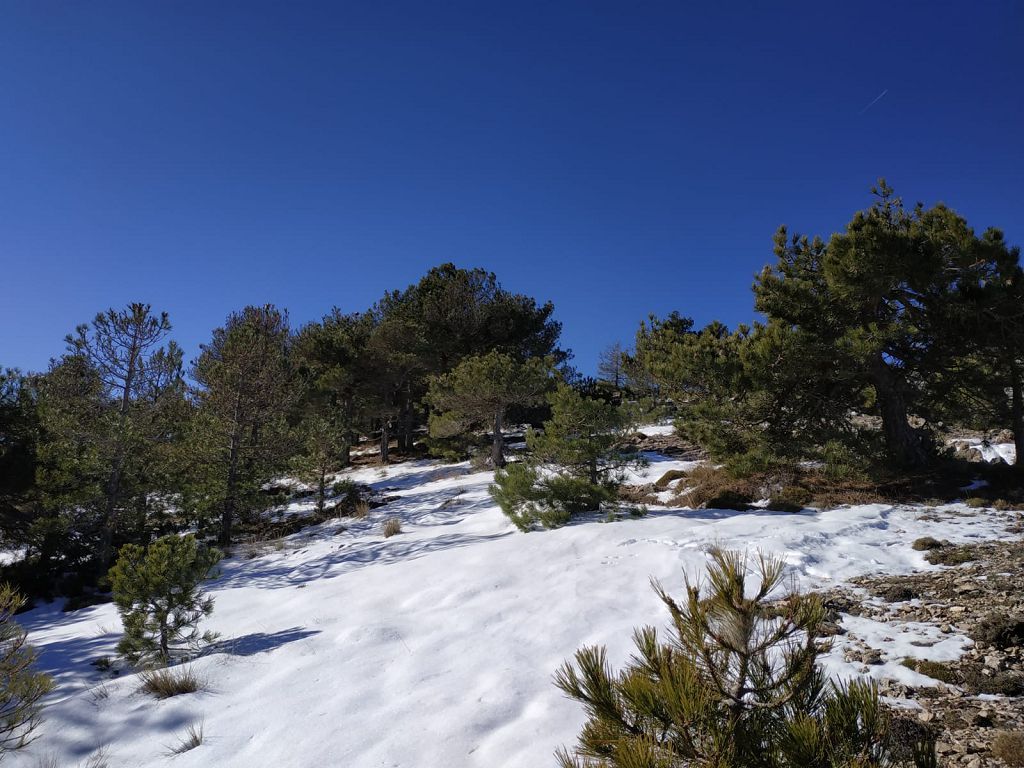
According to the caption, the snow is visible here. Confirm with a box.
[11,456,1022,768]
[637,423,676,437]
[951,438,1017,465]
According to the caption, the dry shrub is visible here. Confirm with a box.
[672,465,757,509]
[924,545,975,566]
[971,614,1024,650]
[992,730,1024,767]
[900,658,958,684]
[139,666,203,699]
[912,537,944,551]
[381,518,402,537]
[617,484,660,505]
[352,500,371,519]
[653,469,688,490]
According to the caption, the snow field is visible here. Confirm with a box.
[11,453,1021,767]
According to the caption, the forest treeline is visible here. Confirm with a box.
[1,182,1022,599]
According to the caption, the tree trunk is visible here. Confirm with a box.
[317,469,326,516]
[1011,360,1024,470]
[98,460,124,569]
[159,619,169,662]
[99,330,141,570]
[221,432,240,546]
[491,410,505,468]
[380,420,390,464]
[870,356,929,469]
[589,458,598,485]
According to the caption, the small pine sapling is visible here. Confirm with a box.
[0,585,54,756]
[554,548,935,767]
[109,535,222,666]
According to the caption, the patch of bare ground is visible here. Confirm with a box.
[815,530,1024,767]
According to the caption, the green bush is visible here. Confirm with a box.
[109,535,221,666]
[490,463,617,531]
[0,584,54,756]
[822,440,870,482]
[331,479,358,500]
[970,614,1024,649]
[555,549,934,767]
[723,447,791,479]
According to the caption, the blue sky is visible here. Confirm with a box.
[2,1,1021,374]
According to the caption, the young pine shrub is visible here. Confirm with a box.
[0,585,54,756]
[490,463,616,531]
[109,535,222,666]
[554,549,935,768]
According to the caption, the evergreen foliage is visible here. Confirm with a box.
[490,383,642,530]
[0,370,39,550]
[554,548,935,768]
[108,535,221,666]
[36,304,185,572]
[528,384,643,485]
[189,305,295,545]
[427,351,553,467]
[0,584,53,755]
[632,183,1024,474]
[490,462,618,531]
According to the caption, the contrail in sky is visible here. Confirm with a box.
[859,89,889,114]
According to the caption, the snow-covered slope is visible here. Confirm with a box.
[12,456,1020,767]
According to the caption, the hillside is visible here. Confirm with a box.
[9,436,1023,767]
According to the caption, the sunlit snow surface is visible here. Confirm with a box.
[12,445,1021,767]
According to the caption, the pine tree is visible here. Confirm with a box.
[427,351,553,467]
[0,584,53,755]
[597,342,627,390]
[0,370,39,549]
[926,231,1024,468]
[753,182,1005,469]
[528,384,642,484]
[190,305,295,545]
[490,383,643,530]
[108,535,221,666]
[292,414,349,516]
[36,304,184,571]
[555,548,935,768]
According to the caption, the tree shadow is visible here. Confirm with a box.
[205,627,320,657]
[217,530,512,590]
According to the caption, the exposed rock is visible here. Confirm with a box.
[814,532,1024,766]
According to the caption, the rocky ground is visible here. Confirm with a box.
[816,513,1024,767]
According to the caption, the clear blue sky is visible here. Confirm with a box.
[2,1,1021,375]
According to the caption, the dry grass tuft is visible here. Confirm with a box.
[992,730,1024,767]
[168,721,205,755]
[382,517,402,537]
[352,500,371,519]
[139,666,203,699]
